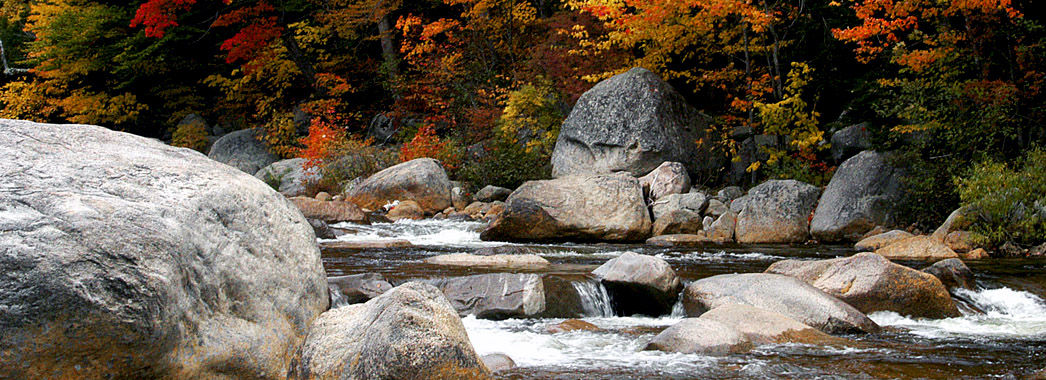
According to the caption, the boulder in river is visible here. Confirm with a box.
[328,273,394,306]
[682,273,880,334]
[644,318,752,355]
[309,218,337,239]
[207,127,279,174]
[438,273,546,319]
[550,67,719,178]
[387,200,425,221]
[481,175,651,242]
[0,120,328,380]
[480,353,517,372]
[639,161,691,202]
[650,192,709,221]
[255,157,311,196]
[646,233,727,247]
[291,196,369,224]
[345,158,453,213]
[296,282,491,380]
[766,252,960,319]
[735,180,821,244]
[320,239,414,250]
[699,303,841,345]
[651,209,705,236]
[547,319,601,333]
[876,235,959,261]
[592,252,683,316]
[922,258,977,291]
[855,230,914,252]
[810,151,906,242]
[475,185,513,202]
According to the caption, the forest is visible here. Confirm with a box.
[1,0,1044,244]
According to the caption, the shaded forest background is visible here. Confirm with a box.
[1,0,1044,239]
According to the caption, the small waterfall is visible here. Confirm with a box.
[670,300,686,317]
[954,287,1046,319]
[572,279,614,317]
[328,284,349,309]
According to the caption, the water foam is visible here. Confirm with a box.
[870,287,1046,339]
[329,219,504,248]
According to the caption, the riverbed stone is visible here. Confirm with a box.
[646,233,722,247]
[550,67,719,178]
[547,319,601,333]
[830,123,872,163]
[855,230,914,252]
[639,161,691,202]
[387,200,425,221]
[699,303,840,345]
[682,273,880,334]
[716,186,745,203]
[328,273,394,305]
[424,253,550,270]
[651,192,709,221]
[481,175,651,242]
[309,218,337,239]
[438,273,546,319]
[475,185,513,202]
[945,231,976,253]
[0,120,328,380]
[811,151,906,242]
[766,252,960,319]
[735,180,821,244]
[345,158,453,213]
[295,282,491,380]
[452,186,472,210]
[291,196,369,224]
[922,258,977,291]
[592,252,683,316]
[705,198,729,217]
[644,318,752,355]
[480,353,516,372]
[932,207,967,240]
[651,209,704,236]
[320,239,414,250]
[207,127,280,174]
[876,235,959,261]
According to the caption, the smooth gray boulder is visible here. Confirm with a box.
[811,151,906,242]
[0,120,328,380]
[651,192,709,221]
[735,180,821,244]
[481,175,651,242]
[480,353,517,372]
[436,273,596,319]
[766,252,960,319]
[699,303,839,345]
[651,209,705,236]
[644,318,751,355]
[831,123,872,163]
[296,282,491,380]
[475,185,513,202]
[345,158,453,213]
[922,258,977,291]
[639,161,691,202]
[207,127,279,174]
[255,157,310,196]
[682,273,880,334]
[550,67,719,178]
[592,252,683,316]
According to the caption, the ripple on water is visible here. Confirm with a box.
[870,287,1046,339]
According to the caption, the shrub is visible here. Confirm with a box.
[458,135,551,189]
[958,148,1046,247]
[171,117,209,153]
[399,123,463,172]
[298,117,397,195]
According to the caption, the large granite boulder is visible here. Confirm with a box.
[699,303,839,345]
[345,158,453,213]
[0,120,328,379]
[735,180,821,244]
[207,127,279,174]
[638,161,691,202]
[682,273,880,334]
[255,157,311,197]
[811,151,906,242]
[296,282,491,380]
[550,67,718,178]
[650,192,709,221]
[592,252,683,316]
[855,230,914,252]
[480,175,651,242]
[766,252,960,318]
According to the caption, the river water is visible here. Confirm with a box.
[322,220,1046,379]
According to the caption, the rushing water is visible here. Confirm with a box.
[322,220,1046,379]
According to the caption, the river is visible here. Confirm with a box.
[322,220,1046,379]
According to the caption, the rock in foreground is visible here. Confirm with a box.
[296,282,491,380]
[0,120,328,380]
[481,175,651,242]
[766,252,960,318]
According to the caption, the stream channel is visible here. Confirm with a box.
[321,220,1046,379]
